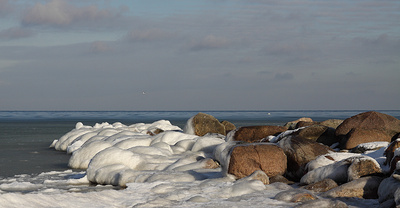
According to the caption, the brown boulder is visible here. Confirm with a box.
[340,128,392,150]
[284,117,313,130]
[231,125,287,143]
[190,112,226,136]
[303,178,338,192]
[293,125,339,146]
[336,111,400,139]
[278,135,333,180]
[221,120,236,134]
[227,143,287,179]
[320,176,384,199]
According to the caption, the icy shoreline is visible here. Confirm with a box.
[2,111,398,207]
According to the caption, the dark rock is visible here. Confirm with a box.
[278,135,333,181]
[228,143,287,179]
[230,125,287,143]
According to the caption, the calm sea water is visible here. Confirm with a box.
[1,110,399,178]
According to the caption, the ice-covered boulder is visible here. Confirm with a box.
[68,140,113,169]
[301,155,382,184]
[227,143,287,179]
[86,147,145,185]
[305,152,359,172]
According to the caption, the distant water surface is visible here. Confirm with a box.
[0,110,399,177]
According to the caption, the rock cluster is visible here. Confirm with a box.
[186,111,400,207]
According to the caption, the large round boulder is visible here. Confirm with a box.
[340,128,392,150]
[229,125,287,143]
[278,135,333,180]
[336,111,400,149]
[227,143,287,179]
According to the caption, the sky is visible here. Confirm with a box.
[0,0,399,111]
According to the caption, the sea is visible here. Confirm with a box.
[0,110,399,207]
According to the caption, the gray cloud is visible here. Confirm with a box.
[0,27,34,40]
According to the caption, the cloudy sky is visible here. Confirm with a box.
[0,0,399,111]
